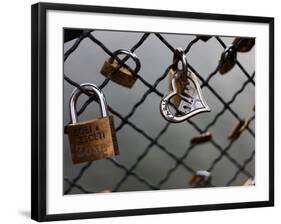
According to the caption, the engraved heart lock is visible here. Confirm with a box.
[160,48,210,123]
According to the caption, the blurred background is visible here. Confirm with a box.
[63,30,255,194]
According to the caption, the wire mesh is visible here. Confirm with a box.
[63,30,255,194]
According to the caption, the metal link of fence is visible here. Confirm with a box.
[63,30,255,194]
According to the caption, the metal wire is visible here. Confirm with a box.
[63,30,255,194]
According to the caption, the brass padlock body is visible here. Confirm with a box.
[228,119,249,140]
[233,38,255,52]
[100,58,138,88]
[219,46,237,75]
[65,116,119,164]
[191,132,212,145]
[168,69,189,107]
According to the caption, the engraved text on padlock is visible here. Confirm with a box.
[66,116,119,164]
[177,72,209,114]
[65,83,119,164]
[160,71,210,122]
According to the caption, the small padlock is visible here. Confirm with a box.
[100,49,141,88]
[189,170,212,188]
[191,132,212,145]
[168,68,189,107]
[65,83,119,164]
[228,119,249,140]
[219,45,237,75]
[168,48,190,107]
[233,37,255,52]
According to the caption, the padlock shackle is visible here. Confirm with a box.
[110,49,141,74]
[69,83,108,124]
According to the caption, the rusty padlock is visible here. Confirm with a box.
[65,83,119,164]
[100,49,141,88]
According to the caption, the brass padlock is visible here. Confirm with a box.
[190,132,212,145]
[65,83,119,164]
[219,46,237,75]
[168,48,190,107]
[233,37,255,52]
[100,49,141,88]
[168,68,189,107]
[228,119,249,140]
[189,170,212,188]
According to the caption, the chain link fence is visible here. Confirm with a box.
[63,29,255,194]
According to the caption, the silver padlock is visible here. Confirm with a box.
[160,48,210,123]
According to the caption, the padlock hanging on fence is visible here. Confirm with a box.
[64,83,119,164]
[219,37,255,75]
[100,49,141,88]
[167,50,190,108]
[160,48,211,123]
[189,170,212,188]
[233,37,255,53]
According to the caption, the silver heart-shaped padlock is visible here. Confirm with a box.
[160,50,210,123]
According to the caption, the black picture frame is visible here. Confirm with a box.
[31,2,274,222]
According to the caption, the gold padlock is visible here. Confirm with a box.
[233,37,255,53]
[189,170,212,188]
[228,119,249,140]
[168,48,190,107]
[168,68,189,107]
[190,132,212,145]
[219,46,237,75]
[100,49,141,88]
[65,83,119,164]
